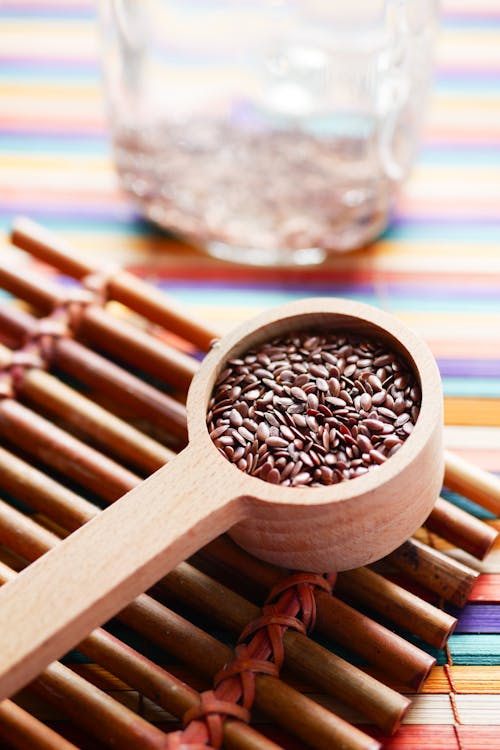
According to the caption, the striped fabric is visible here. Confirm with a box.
[0,1,499,748]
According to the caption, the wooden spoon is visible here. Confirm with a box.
[0,298,443,700]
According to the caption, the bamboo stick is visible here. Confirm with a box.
[11,216,218,351]
[0,700,78,750]
[77,303,198,388]
[0,399,139,501]
[199,536,446,675]
[0,567,170,750]
[0,559,284,750]
[29,663,170,750]
[0,303,188,443]
[445,449,500,517]
[0,446,99,531]
[426,496,498,560]
[0,259,198,390]
[385,538,479,608]
[0,342,173,475]
[335,567,456,650]
[0,496,403,738]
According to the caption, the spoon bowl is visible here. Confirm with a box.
[189,297,443,571]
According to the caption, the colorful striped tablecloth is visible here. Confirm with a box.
[0,2,499,749]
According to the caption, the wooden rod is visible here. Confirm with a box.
[53,336,188,443]
[335,567,456,650]
[445,449,500,517]
[28,663,169,750]
[0,304,188,443]
[0,560,283,750]
[0,445,99,531]
[0,494,399,739]
[0,700,78,750]
[158,563,410,733]
[77,304,198,389]
[384,538,479,608]
[0,342,173,475]
[11,216,218,351]
[0,259,198,391]
[198,537,441,685]
[426,496,498,560]
[0,399,139,501]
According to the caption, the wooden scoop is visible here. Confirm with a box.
[0,298,443,700]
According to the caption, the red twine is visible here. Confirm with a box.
[169,572,333,749]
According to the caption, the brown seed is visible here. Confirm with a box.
[243,389,261,400]
[369,449,387,465]
[357,435,373,453]
[378,406,397,420]
[364,418,386,433]
[371,390,387,406]
[394,413,410,427]
[280,425,295,441]
[210,425,228,440]
[316,377,329,392]
[291,386,308,401]
[293,373,310,388]
[403,421,414,435]
[229,409,243,427]
[327,396,346,408]
[256,422,270,441]
[292,472,312,485]
[267,468,281,484]
[310,363,329,378]
[266,436,289,449]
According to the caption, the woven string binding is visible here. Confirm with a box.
[170,572,333,749]
[0,272,112,396]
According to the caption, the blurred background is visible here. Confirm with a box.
[0,2,499,746]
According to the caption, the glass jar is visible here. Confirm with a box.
[100,1,439,265]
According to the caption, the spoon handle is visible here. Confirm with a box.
[0,447,244,701]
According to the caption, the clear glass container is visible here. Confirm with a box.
[100,1,439,265]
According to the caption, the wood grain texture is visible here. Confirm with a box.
[0,446,243,701]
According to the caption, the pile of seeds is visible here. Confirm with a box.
[207,331,421,487]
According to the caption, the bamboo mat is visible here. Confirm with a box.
[0,1,499,748]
